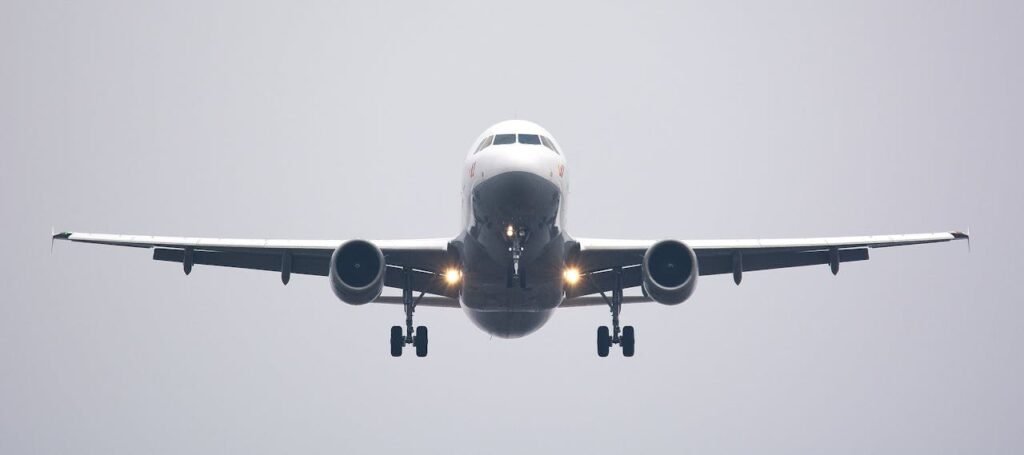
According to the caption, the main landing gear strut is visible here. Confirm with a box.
[390,267,428,357]
[597,267,635,357]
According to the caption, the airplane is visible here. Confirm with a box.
[52,119,969,357]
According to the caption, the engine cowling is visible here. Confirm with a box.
[642,240,698,305]
[329,240,385,305]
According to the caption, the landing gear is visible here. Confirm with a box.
[390,326,404,357]
[415,326,429,357]
[596,267,636,357]
[621,326,635,357]
[390,267,429,357]
[597,326,611,357]
[507,224,528,289]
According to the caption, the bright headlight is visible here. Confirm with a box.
[444,268,462,285]
[563,267,581,285]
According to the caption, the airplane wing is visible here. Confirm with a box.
[51,231,459,299]
[54,230,969,306]
[566,231,969,300]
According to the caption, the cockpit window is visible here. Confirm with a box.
[475,135,493,153]
[517,134,541,145]
[487,133,558,153]
[540,136,558,154]
[493,134,516,145]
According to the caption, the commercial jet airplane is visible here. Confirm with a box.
[53,120,969,357]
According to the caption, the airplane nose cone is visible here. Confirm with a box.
[471,170,559,218]
[473,144,561,182]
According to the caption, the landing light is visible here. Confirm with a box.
[563,267,581,285]
[444,268,462,285]
[506,225,515,238]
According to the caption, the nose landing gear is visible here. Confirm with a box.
[596,267,635,357]
[390,267,428,357]
[506,225,528,289]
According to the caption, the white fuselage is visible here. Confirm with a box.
[455,120,571,337]
[462,121,569,230]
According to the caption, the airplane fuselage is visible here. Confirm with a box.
[456,120,570,338]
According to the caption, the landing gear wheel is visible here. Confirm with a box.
[390,326,404,357]
[391,267,434,358]
[621,326,635,357]
[595,267,637,358]
[415,325,429,357]
[597,326,611,357]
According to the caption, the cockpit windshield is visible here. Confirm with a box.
[493,134,516,145]
[517,134,541,145]
[475,135,493,153]
[540,136,558,154]
[475,133,560,154]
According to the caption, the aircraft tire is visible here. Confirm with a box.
[597,326,611,357]
[621,326,635,357]
[415,326,428,357]
[390,326,403,357]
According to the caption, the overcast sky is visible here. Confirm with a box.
[2,0,1022,453]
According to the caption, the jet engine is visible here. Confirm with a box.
[641,240,699,305]
[329,240,386,305]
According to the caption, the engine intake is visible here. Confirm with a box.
[329,240,385,305]
[642,240,698,305]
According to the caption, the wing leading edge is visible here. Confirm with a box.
[568,231,968,299]
[52,231,457,299]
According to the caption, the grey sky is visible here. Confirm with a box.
[2,0,1022,453]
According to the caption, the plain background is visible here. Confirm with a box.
[2,1,1021,453]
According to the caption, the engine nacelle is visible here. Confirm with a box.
[329,240,386,305]
[642,240,699,305]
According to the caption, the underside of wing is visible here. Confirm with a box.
[53,231,458,299]
[567,231,968,300]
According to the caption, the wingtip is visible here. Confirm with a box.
[952,228,971,253]
[52,230,71,254]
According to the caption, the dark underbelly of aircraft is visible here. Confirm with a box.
[458,171,567,338]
